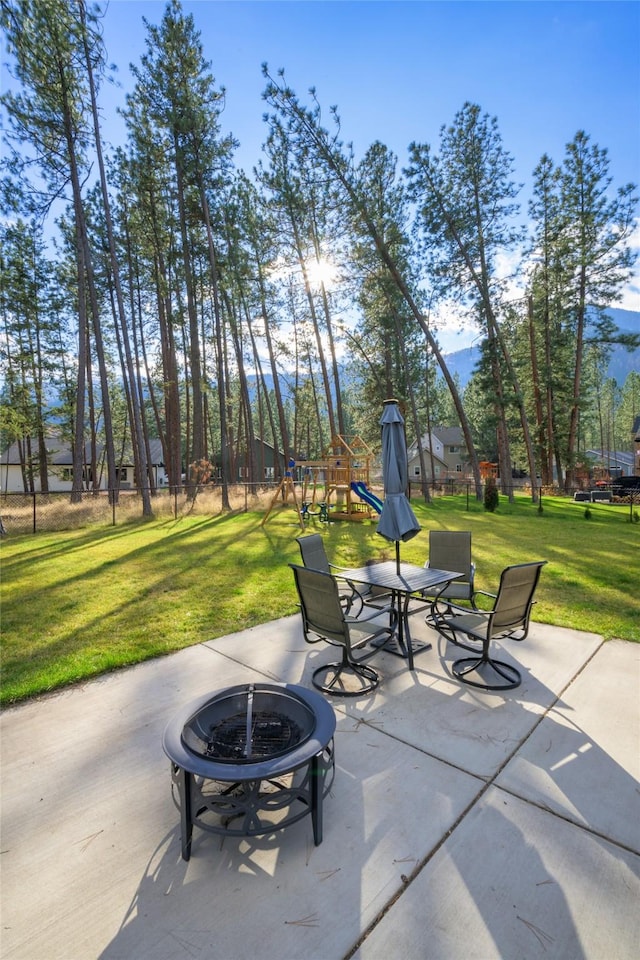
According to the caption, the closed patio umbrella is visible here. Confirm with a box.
[377,399,421,573]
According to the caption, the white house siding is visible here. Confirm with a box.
[0,438,166,494]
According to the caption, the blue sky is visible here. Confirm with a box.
[97,0,640,320]
[2,0,638,327]
[100,0,639,189]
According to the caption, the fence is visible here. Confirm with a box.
[0,478,591,537]
[0,484,279,535]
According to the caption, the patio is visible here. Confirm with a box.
[1,611,638,959]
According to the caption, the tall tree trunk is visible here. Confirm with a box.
[174,140,204,485]
[80,2,151,513]
[261,77,483,498]
[197,178,231,509]
[149,194,182,488]
[288,215,338,438]
[528,296,545,488]
[565,267,587,491]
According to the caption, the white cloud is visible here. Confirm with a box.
[619,283,640,312]
[619,217,640,311]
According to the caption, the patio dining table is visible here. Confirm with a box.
[337,561,462,670]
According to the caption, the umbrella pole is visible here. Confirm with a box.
[395,540,400,575]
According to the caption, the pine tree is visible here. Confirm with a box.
[558,132,638,489]
[262,69,482,499]
[129,0,232,504]
[2,0,99,501]
[406,103,537,501]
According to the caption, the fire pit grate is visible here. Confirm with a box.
[181,684,316,764]
[204,710,304,760]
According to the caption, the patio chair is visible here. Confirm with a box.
[432,561,547,691]
[421,530,477,625]
[296,534,365,615]
[290,563,397,696]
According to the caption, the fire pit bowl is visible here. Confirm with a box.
[163,683,336,860]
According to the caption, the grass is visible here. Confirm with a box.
[1,493,638,705]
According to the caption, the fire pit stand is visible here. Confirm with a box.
[163,683,336,860]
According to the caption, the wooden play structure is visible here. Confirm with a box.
[261,458,305,529]
[261,435,383,528]
[322,434,380,521]
[479,460,499,480]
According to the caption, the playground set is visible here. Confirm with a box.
[261,434,384,530]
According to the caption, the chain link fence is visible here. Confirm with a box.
[0,484,281,535]
[0,478,555,537]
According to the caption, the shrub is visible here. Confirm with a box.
[584,506,592,519]
[484,478,499,513]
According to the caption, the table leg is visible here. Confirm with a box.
[390,590,435,667]
[391,591,413,670]
[371,588,425,669]
[398,591,415,670]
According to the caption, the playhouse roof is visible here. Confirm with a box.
[323,434,374,458]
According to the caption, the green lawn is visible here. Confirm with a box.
[1,494,638,705]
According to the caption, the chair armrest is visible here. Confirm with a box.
[329,568,366,616]
[437,599,486,618]
[345,603,394,626]
[471,588,496,610]
[327,563,362,594]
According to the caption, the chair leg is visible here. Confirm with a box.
[312,647,379,697]
[425,596,452,627]
[452,651,521,691]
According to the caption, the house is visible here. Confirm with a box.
[406,426,469,482]
[245,437,286,481]
[585,449,635,479]
[0,436,167,494]
[211,438,286,482]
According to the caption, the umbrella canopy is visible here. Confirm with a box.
[377,400,420,569]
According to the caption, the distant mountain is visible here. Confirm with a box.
[440,345,482,385]
[442,307,639,387]
[605,307,640,333]
[603,308,640,383]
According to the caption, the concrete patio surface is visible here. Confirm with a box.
[1,611,638,959]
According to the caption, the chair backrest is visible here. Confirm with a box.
[428,530,472,579]
[427,530,474,600]
[490,562,547,637]
[296,534,330,574]
[290,564,348,646]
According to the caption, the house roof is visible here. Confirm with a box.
[0,438,82,466]
[586,450,635,468]
[0,436,164,467]
[433,426,465,446]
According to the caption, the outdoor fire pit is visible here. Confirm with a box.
[163,682,336,860]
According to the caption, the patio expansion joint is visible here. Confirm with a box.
[197,639,284,683]
[343,713,490,785]
[342,635,610,960]
[490,781,640,858]
[487,635,639,858]
[342,773,495,960]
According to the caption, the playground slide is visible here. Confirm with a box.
[351,481,383,514]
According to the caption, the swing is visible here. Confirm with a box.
[302,468,329,522]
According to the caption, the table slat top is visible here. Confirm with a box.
[338,561,461,593]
